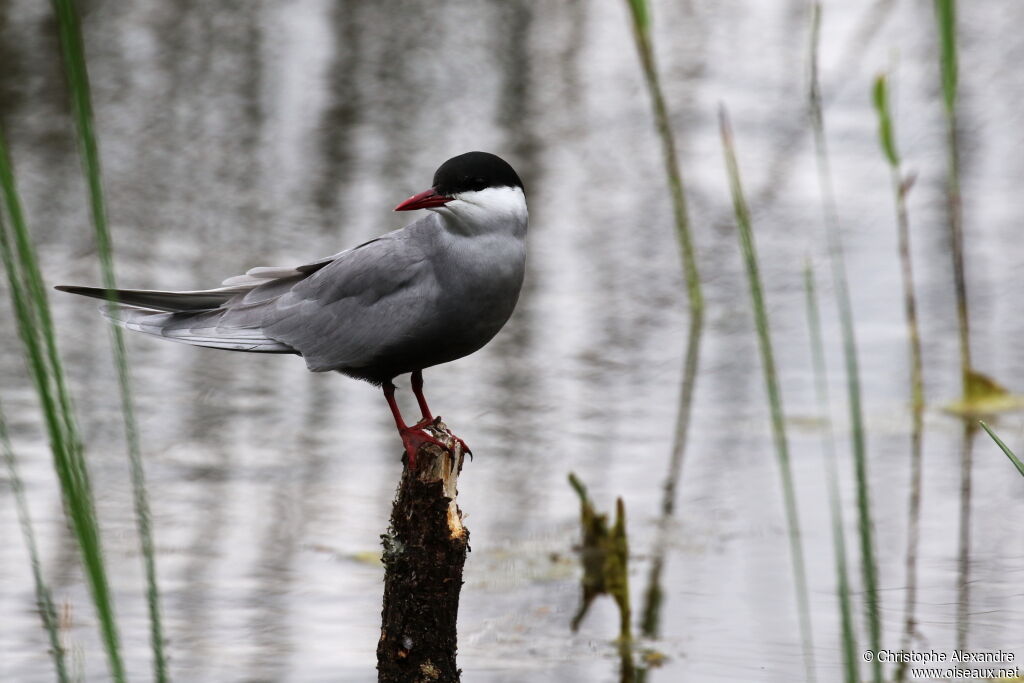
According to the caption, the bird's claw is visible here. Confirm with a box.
[426,415,472,460]
[453,435,472,460]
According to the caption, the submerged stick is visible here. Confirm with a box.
[872,73,925,681]
[567,474,634,682]
[934,0,972,394]
[377,419,469,683]
[955,423,975,653]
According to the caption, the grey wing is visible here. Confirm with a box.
[261,232,441,372]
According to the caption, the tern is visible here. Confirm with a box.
[57,151,528,465]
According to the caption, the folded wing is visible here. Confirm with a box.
[262,228,441,371]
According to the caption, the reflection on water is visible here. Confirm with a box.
[2,0,1024,681]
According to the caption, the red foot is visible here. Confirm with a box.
[398,421,472,468]
[399,426,451,469]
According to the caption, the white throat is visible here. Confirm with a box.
[432,186,528,237]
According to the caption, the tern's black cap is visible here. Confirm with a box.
[433,151,524,197]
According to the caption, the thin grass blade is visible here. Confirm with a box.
[627,0,650,34]
[720,106,816,683]
[935,0,958,116]
[871,76,899,167]
[0,125,125,682]
[979,422,1024,478]
[807,5,882,679]
[49,0,167,678]
[803,262,859,683]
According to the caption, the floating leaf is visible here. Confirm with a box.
[944,371,1024,417]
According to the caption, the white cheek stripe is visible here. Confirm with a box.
[439,186,528,225]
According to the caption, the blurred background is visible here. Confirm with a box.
[1,0,1023,681]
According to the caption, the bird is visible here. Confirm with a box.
[56,151,528,466]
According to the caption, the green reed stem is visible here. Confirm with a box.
[0,125,125,683]
[934,0,972,395]
[979,422,1024,478]
[0,399,69,683]
[808,5,882,679]
[720,106,816,683]
[803,262,859,683]
[639,315,702,638]
[50,1,167,679]
[871,73,926,681]
[621,0,706,640]
[623,0,702,312]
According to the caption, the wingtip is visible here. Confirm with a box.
[54,285,105,299]
[54,285,90,295]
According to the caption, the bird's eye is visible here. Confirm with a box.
[469,177,487,191]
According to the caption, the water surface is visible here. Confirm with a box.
[2,0,1023,681]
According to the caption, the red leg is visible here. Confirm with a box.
[410,370,433,424]
[383,380,449,468]
[409,371,471,457]
[383,381,409,432]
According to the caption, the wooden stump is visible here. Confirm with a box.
[377,419,468,683]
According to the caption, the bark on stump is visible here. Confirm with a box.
[377,418,468,683]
